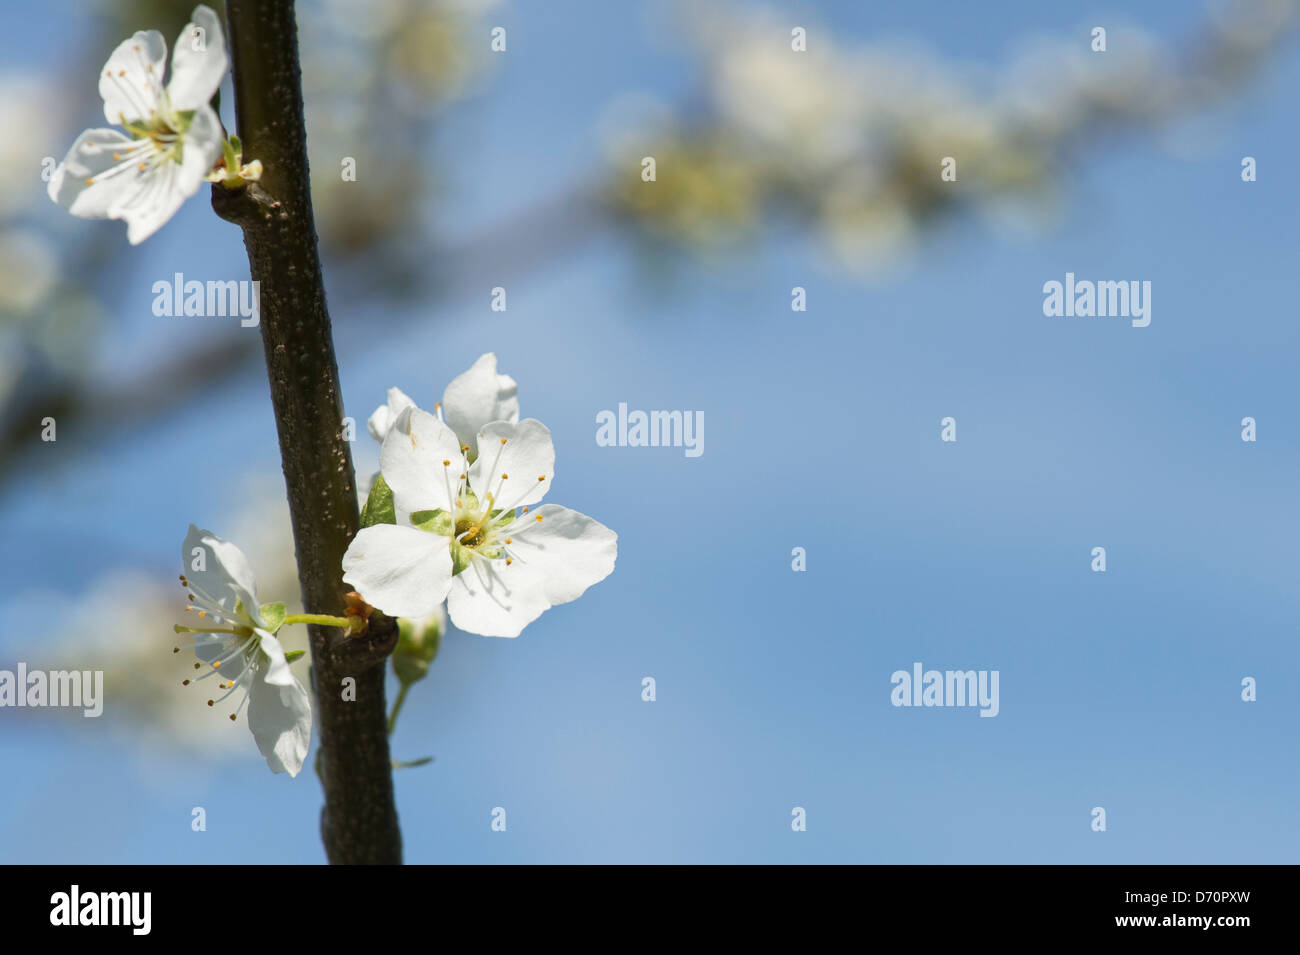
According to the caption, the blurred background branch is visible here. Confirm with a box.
[3,0,1296,491]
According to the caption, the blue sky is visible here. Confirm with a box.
[1,0,1297,862]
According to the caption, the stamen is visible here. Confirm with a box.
[482,437,511,500]
[440,460,459,527]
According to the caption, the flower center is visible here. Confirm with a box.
[454,517,486,548]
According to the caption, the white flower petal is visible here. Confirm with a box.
[379,408,464,515]
[446,557,552,638]
[341,524,453,619]
[166,5,228,112]
[367,386,417,443]
[47,128,144,218]
[182,524,264,627]
[503,503,617,605]
[121,104,223,244]
[441,353,519,449]
[248,670,312,777]
[99,30,167,126]
[256,630,295,688]
[468,418,554,510]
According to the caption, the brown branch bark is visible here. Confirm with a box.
[213,0,401,864]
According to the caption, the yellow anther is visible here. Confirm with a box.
[84,177,95,185]
[212,661,221,669]
[112,153,121,161]
[182,679,190,686]
[500,437,507,445]
[505,538,512,544]
[506,557,513,565]
[500,473,508,480]
[535,515,543,522]
[537,475,545,482]
[229,714,237,722]
[207,700,214,707]
[443,459,451,466]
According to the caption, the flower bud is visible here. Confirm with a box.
[392,608,443,685]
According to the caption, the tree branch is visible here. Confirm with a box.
[215,0,401,864]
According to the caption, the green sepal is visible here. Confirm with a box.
[410,508,451,534]
[360,474,397,527]
[284,649,306,664]
[259,601,287,633]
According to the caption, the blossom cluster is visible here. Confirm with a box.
[176,355,616,776]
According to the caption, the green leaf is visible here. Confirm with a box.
[222,136,239,177]
[259,601,287,632]
[284,649,306,664]
[360,474,396,528]
[392,756,434,770]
